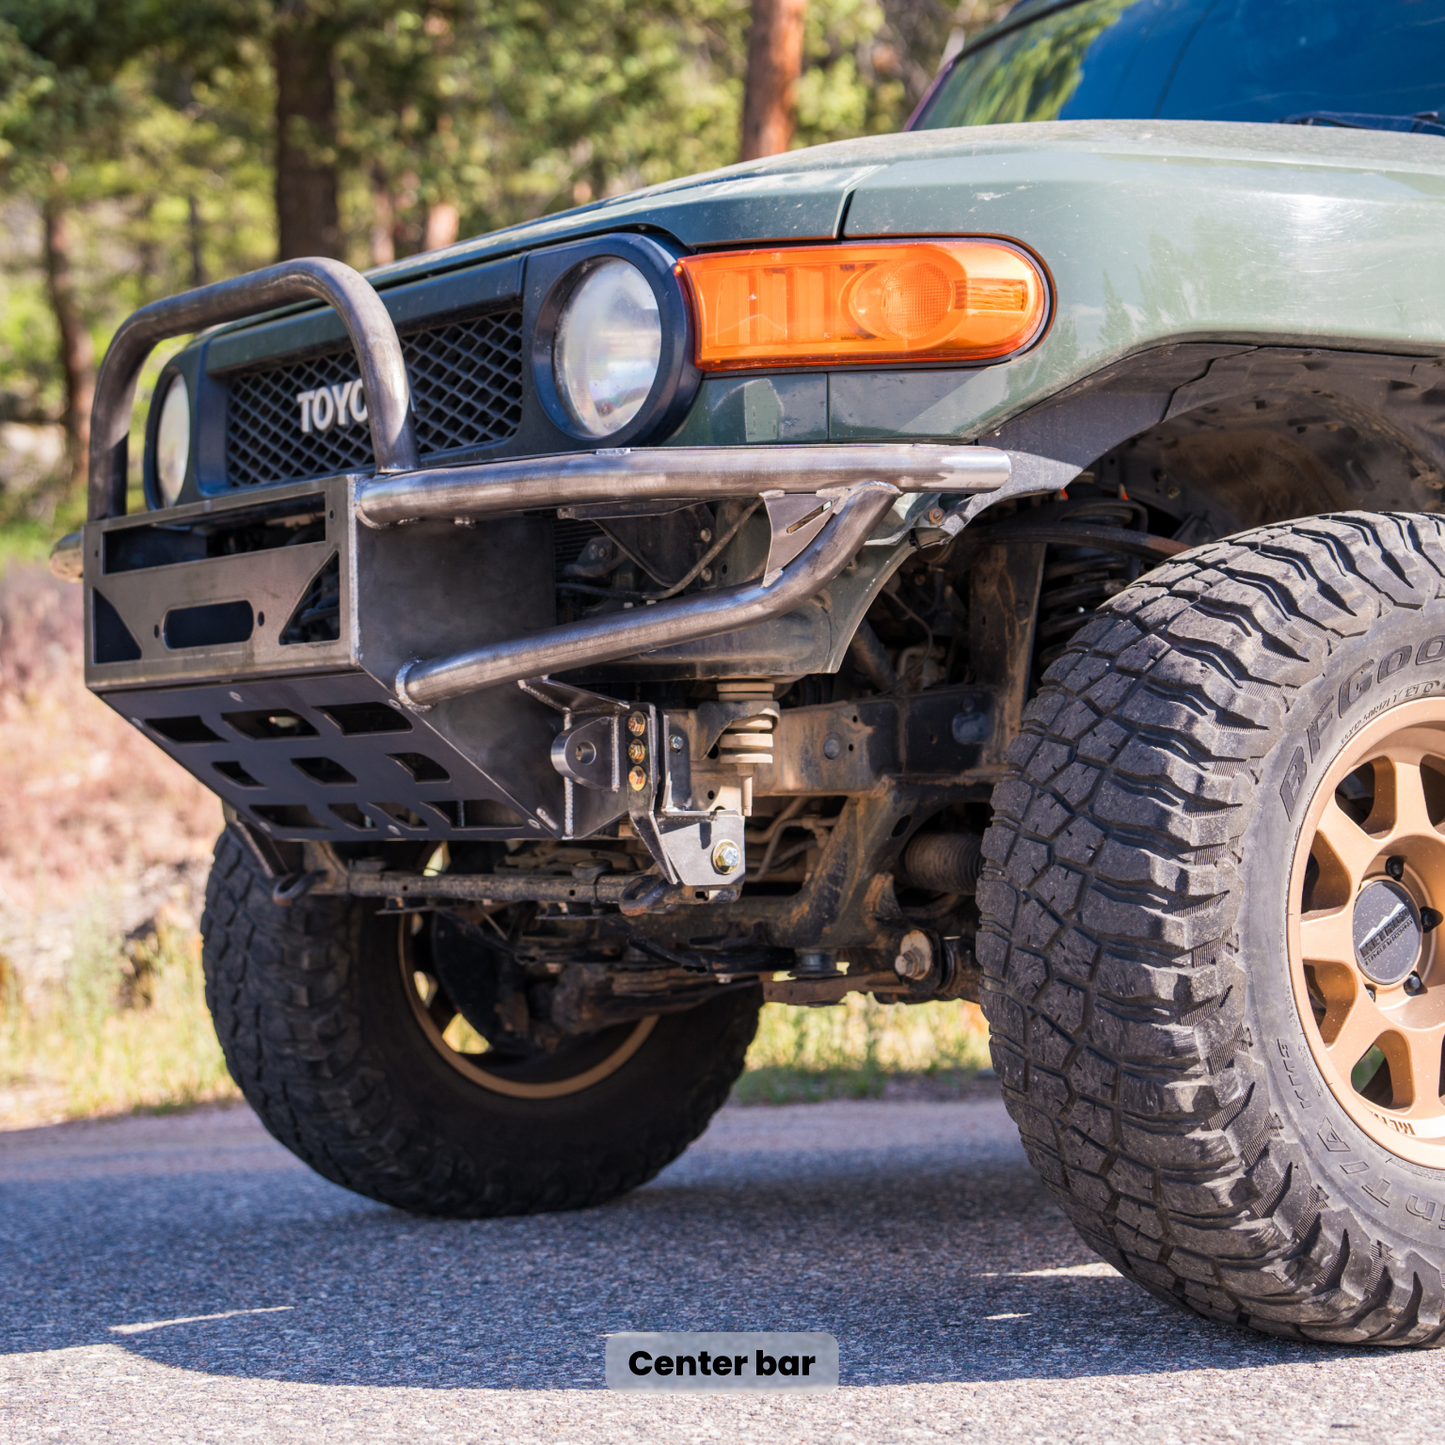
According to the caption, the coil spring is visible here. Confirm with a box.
[1034,495,1150,676]
[716,680,776,816]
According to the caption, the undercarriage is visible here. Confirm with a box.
[88,446,1197,1062]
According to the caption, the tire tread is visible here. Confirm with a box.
[201,828,756,1217]
[979,511,1445,1345]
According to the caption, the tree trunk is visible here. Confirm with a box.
[187,193,207,288]
[741,0,807,161]
[41,189,95,497]
[423,201,459,252]
[370,165,396,267]
[274,6,341,260]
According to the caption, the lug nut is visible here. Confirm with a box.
[628,766,648,791]
[1406,972,1425,995]
[711,839,743,875]
[627,711,647,736]
[628,741,646,763]
[1367,984,1377,1001]
[1387,855,1406,880]
[1423,908,1442,933]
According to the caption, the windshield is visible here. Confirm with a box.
[911,0,1445,130]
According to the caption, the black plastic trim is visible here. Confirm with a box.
[525,233,701,448]
[143,353,207,511]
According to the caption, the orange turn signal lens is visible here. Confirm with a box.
[676,240,1049,370]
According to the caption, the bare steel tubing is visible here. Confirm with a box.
[397,481,900,706]
[89,257,418,521]
[357,443,1012,527]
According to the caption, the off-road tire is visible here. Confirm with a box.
[980,511,1445,1344]
[201,826,760,1216]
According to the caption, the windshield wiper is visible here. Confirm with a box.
[1281,110,1445,138]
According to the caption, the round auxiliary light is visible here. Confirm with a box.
[554,259,662,437]
[154,373,191,506]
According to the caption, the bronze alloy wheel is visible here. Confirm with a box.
[400,915,658,1100]
[1288,700,1445,1164]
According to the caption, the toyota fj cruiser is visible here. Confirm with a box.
[56,0,1445,1345]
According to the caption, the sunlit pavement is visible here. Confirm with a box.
[2,1095,1441,1443]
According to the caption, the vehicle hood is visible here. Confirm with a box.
[367,119,1445,289]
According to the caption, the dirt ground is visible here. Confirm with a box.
[0,563,222,968]
[0,563,224,1123]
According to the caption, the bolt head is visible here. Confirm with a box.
[893,929,933,981]
[670,734,685,753]
[926,507,946,527]
[711,839,743,875]
[628,740,646,763]
[823,735,842,760]
[627,711,647,736]
[627,766,648,792]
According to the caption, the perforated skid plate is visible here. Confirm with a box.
[109,672,538,842]
[226,309,525,488]
[84,484,563,843]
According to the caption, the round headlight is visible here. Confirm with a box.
[554,259,662,437]
[155,374,190,506]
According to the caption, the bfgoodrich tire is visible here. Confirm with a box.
[980,511,1445,1344]
[201,826,759,1217]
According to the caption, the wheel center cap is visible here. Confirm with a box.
[1353,879,1423,986]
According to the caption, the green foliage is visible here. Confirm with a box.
[333,0,745,246]
[733,994,993,1103]
[0,262,60,422]
[0,914,239,1122]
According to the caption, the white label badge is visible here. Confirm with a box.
[605,1332,838,1392]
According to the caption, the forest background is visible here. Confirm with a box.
[0,0,1012,547]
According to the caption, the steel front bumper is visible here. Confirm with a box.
[58,257,1075,858]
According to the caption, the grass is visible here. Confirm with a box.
[0,925,992,1125]
[734,994,993,1104]
[0,913,240,1125]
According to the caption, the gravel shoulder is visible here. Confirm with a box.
[1,1095,1439,1443]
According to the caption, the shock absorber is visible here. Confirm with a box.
[1033,493,1150,676]
[715,680,777,817]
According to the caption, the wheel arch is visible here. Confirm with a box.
[989,342,1445,534]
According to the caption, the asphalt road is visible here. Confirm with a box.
[3,1092,1444,1444]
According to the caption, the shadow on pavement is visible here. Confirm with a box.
[0,1098,1361,1388]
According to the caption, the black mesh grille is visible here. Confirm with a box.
[225,309,525,487]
